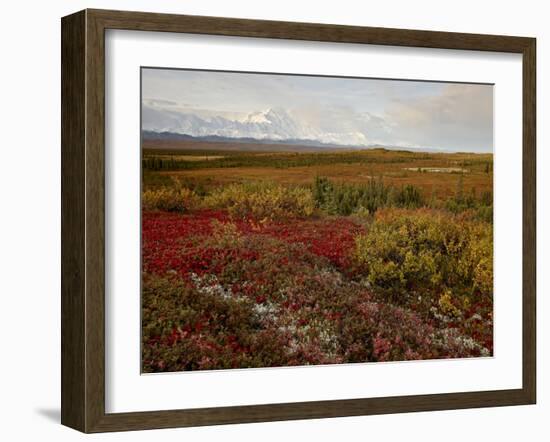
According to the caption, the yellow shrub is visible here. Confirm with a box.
[353,208,493,307]
[203,182,315,219]
[439,290,461,317]
[209,220,242,248]
[142,187,199,212]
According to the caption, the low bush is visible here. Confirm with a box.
[313,176,424,216]
[353,208,493,312]
[142,187,199,212]
[142,231,489,372]
[444,176,493,222]
[391,184,424,208]
[203,182,315,220]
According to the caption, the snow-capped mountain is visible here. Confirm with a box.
[142,103,370,146]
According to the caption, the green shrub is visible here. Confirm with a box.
[474,205,493,223]
[445,176,493,218]
[312,176,334,209]
[391,184,424,208]
[315,177,391,215]
[313,177,424,215]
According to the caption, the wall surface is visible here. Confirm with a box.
[0,0,547,440]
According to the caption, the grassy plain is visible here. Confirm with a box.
[143,144,493,199]
[141,141,494,373]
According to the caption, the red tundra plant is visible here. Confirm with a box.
[142,210,364,276]
[141,211,489,373]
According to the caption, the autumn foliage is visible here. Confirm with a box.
[141,176,493,372]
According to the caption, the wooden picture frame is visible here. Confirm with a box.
[61,8,536,433]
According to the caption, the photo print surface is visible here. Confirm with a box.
[141,68,494,373]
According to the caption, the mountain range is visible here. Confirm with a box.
[143,130,457,154]
[142,105,372,146]
[142,105,454,153]
[141,130,364,149]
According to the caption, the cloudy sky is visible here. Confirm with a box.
[142,68,493,152]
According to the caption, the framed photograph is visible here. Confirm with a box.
[61,9,536,433]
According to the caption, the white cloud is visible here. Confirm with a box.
[384,84,493,151]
